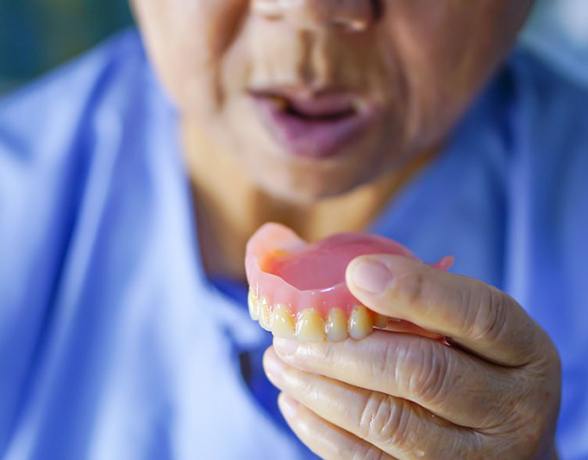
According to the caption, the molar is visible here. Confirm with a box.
[348,305,374,340]
[271,304,295,338]
[325,308,348,342]
[295,309,326,342]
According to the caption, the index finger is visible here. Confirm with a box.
[346,254,546,367]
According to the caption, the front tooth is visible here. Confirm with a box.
[259,298,272,331]
[349,305,374,340]
[295,309,326,342]
[271,304,295,338]
[248,291,260,321]
[325,308,348,342]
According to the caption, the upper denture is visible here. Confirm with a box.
[246,223,414,315]
[245,223,452,342]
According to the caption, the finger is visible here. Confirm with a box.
[277,394,397,460]
[273,333,515,429]
[265,348,479,459]
[346,254,544,366]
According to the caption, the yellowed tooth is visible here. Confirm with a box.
[270,95,288,111]
[259,298,272,331]
[248,290,260,321]
[349,305,374,340]
[374,313,389,329]
[271,304,295,338]
[295,309,326,342]
[325,308,348,342]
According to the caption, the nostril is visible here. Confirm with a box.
[370,0,383,21]
[329,0,381,33]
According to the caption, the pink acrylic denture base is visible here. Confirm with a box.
[245,223,452,322]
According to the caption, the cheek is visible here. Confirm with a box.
[134,0,248,111]
[386,1,529,85]
[379,1,528,145]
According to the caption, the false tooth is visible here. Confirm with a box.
[349,305,374,340]
[271,304,295,338]
[259,298,272,331]
[295,309,326,342]
[325,308,348,342]
[374,313,389,329]
[248,290,260,321]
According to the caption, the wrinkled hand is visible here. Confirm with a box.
[263,255,561,460]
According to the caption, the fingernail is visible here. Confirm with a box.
[278,394,298,418]
[274,337,298,357]
[349,258,393,295]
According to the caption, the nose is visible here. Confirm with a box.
[252,0,380,33]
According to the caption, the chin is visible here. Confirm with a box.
[258,183,325,204]
[246,153,378,205]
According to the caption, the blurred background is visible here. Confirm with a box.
[0,0,586,95]
[0,0,132,93]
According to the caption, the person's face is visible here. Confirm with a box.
[133,0,533,202]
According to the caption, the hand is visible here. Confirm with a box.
[263,254,561,459]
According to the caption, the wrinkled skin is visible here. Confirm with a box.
[133,0,532,202]
[265,255,561,459]
[132,1,561,458]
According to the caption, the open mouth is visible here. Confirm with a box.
[249,89,377,159]
[274,94,357,122]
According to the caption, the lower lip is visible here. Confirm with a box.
[252,98,377,159]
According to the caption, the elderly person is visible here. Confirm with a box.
[1,1,587,459]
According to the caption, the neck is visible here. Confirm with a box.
[181,120,434,281]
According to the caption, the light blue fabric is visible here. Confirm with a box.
[522,0,588,88]
[1,29,587,460]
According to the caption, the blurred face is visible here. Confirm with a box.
[133,0,532,202]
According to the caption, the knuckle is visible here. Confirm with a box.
[358,393,412,450]
[507,374,560,444]
[408,341,453,406]
[466,284,509,343]
[499,415,551,459]
[533,332,562,375]
[522,418,547,448]
[376,340,403,383]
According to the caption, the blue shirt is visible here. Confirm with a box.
[522,0,588,88]
[1,30,587,460]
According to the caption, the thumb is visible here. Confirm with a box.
[345,254,424,316]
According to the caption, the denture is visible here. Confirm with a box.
[245,223,453,342]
